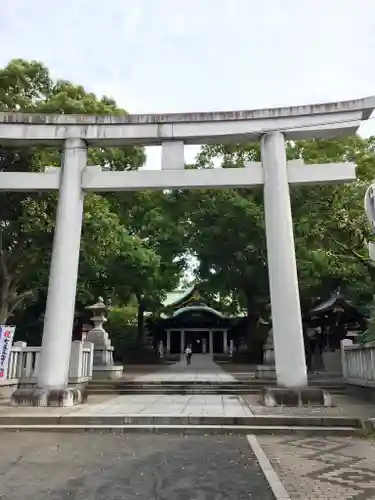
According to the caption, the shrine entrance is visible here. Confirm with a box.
[185,331,208,353]
[149,288,234,355]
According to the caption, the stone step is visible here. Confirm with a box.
[86,391,261,396]
[0,415,362,427]
[86,379,347,396]
[86,389,346,396]
[0,424,359,436]
[88,380,345,386]
[87,382,346,387]
[86,382,346,389]
[88,383,251,388]
[86,385,347,395]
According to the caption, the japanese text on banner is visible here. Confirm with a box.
[0,326,16,379]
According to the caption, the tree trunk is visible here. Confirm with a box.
[0,273,10,325]
[0,236,11,325]
[0,304,8,325]
[0,231,35,325]
[245,302,264,364]
[0,282,34,326]
[136,294,145,347]
[303,326,312,371]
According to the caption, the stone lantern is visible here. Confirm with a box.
[86,297,123,380]
[255,327,276,380]
[263,328,275,365]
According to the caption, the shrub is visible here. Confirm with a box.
[107,306,138,361]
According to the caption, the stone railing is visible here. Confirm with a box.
[2,341,94,384]
[68,341,94,382]
[11,345,40,380]
[341,340,375,387]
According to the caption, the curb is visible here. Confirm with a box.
[247,434,291,499]
[0,424,358,435]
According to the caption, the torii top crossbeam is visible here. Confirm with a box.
[0,95,374,146]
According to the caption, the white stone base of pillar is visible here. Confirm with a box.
[262,387,332,407]
[91,346,123,380]
[92,365,124,380]
[0,379,19,399]
[11,387,84,407]
[255,365,276,379]
[93,346,114,366]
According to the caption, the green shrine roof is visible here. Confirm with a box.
[162,285,196,307]
[310,292,358,315]
[172,305,225,318]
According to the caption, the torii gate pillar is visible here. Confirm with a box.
[262,131,307,387]
[37,139,87,396]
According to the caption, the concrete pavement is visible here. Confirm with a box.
[2,432,375,499]
[0,433,274,500]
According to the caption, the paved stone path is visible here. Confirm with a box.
[3,392,372,419]
[4,391,372,419]
[134,354,236,382]
[66,356,250,417]
[0,394,254,417]
[0,433,274,499]
[73,394,253,417]
[1,356,375,420]
[258,435,375,499]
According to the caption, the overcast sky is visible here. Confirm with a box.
[1,0,374,169]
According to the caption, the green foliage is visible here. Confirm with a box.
[0,59,181,334]
[360,298,375,344]
[181,136,375,323]
[107,304,139,360]
[3,57,375,354]
[0,59,138,323]
[289,137,375,310]
[106,189,187,343]
[108,302,138,327]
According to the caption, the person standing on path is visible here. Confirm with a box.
[185,345,192,365]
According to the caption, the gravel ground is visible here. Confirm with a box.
[0,433,273,500]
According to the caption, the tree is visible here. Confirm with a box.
[172,145,270,359]
[288,137,375,310]
[108,190,187,344]
[0,59,148,326]
[180,136,375,358]
[107,300,139,361]
[0,58,189,358]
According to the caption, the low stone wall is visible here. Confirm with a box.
[341,340,375,400]
[346,384,375,403]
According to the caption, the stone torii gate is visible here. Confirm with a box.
[1,96,374,406]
